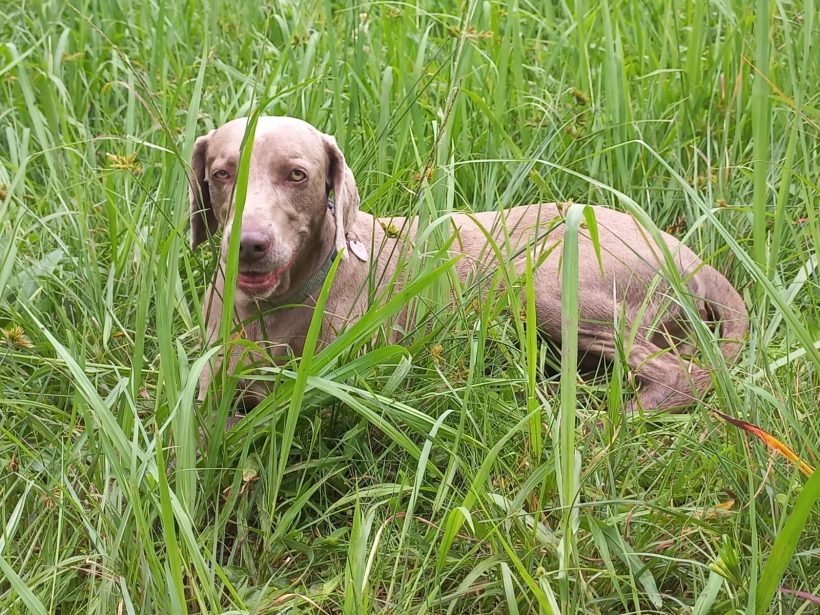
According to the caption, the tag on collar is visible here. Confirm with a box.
[347,238,369,262]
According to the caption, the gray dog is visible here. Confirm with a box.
[190,116,747,413]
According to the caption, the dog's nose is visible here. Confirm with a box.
[239,231,271,262]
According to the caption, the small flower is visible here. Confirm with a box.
[465,298,481,314]
[105,152,141,173]
[665,215,687,235]
[42,486,61,509]
[413,168,434,183]
[431,343,445,364]
[570,87,589,105]
[555,201,571,217]
[380,221,402,238]
[447,26,493,40]
[3,325,33,349]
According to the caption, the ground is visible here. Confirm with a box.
[0,1,818,613]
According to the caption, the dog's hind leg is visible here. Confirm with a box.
[627,340,712,413]
[576,329,712,413]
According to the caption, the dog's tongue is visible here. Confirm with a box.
[237,271,279,288]
[236,253,299,292]
[239,271,271,280]
[237,254,298,291]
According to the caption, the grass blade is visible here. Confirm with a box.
[556,203,586,607]
[755,466,820,614]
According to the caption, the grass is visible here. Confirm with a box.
[1,0,818,613]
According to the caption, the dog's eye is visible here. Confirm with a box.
[288,169,307,182]
[212,169,230,180]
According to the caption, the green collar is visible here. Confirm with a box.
[277,199,339,306]
[281,246,339,305]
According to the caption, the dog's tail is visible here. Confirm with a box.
[696,264,749,363]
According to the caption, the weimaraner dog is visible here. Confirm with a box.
[190,116,747,414]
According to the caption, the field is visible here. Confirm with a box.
[1,0,818,613]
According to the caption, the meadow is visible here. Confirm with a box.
[1,0,818,613]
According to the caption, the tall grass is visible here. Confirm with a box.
[1,0,818,613]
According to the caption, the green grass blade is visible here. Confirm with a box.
[271,251,343,508]
[751,0,771,279]
[556,203,586,607]
[0,554,48,615]
[755,468,820,614]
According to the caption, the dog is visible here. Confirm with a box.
[190,116,747,414]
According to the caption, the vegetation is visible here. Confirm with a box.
[1,0,817,612]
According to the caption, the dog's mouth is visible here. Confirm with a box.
[236,254,298,295]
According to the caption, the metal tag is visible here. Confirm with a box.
[347,239,369,262]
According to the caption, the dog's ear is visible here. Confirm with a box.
[323,134,360,259]
[189,132,218,250]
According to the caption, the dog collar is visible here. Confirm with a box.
[283,245,339,305]
[280,198,339,305]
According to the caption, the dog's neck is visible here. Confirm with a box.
[273,200,340,306]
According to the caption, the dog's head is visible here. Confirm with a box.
[189,116,359,300]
